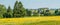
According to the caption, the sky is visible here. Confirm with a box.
[0,0,60,9]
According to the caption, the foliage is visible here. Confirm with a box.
[3,6,12,18]
[26,9,31,16]
[44,12,51,16]
[55,9,58,15]
[1,1,60,18]
[54,9,60,15]
[44,10,51,16]
[0,4,6,18]
[13,1,26,17]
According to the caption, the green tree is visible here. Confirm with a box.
[13,1,26,17]
[0,4,6,18]
[26,9,31,16]
[44,12,51,16]
[44,9,51,16]
[55,9,58,14]
[55,9,58,15]
[3,6,12,18]
[55,9,60,15]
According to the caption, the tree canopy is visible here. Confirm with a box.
[13,1,26,17]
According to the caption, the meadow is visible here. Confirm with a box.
[0,16,60,25]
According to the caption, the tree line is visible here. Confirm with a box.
[0,1,26,18]
[0,1,60,18]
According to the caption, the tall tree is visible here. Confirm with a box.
[3,6,12,18]
[0,4,6,18]
[7,6,12,18]
[13,1,26,17]
[13,1,19,17]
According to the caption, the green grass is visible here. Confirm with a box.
[1,21,60,25]
[20,21,60,25]
[0,16,60,25]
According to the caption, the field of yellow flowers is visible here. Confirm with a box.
[0,16,60,25]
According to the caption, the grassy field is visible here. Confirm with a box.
[0,16,60,25]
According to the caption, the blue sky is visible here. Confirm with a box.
[0,0,60,9]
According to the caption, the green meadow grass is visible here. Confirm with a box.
[0,16,60,25]
[1,21,60,25]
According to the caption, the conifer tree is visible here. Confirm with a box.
[13,1,26,17]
